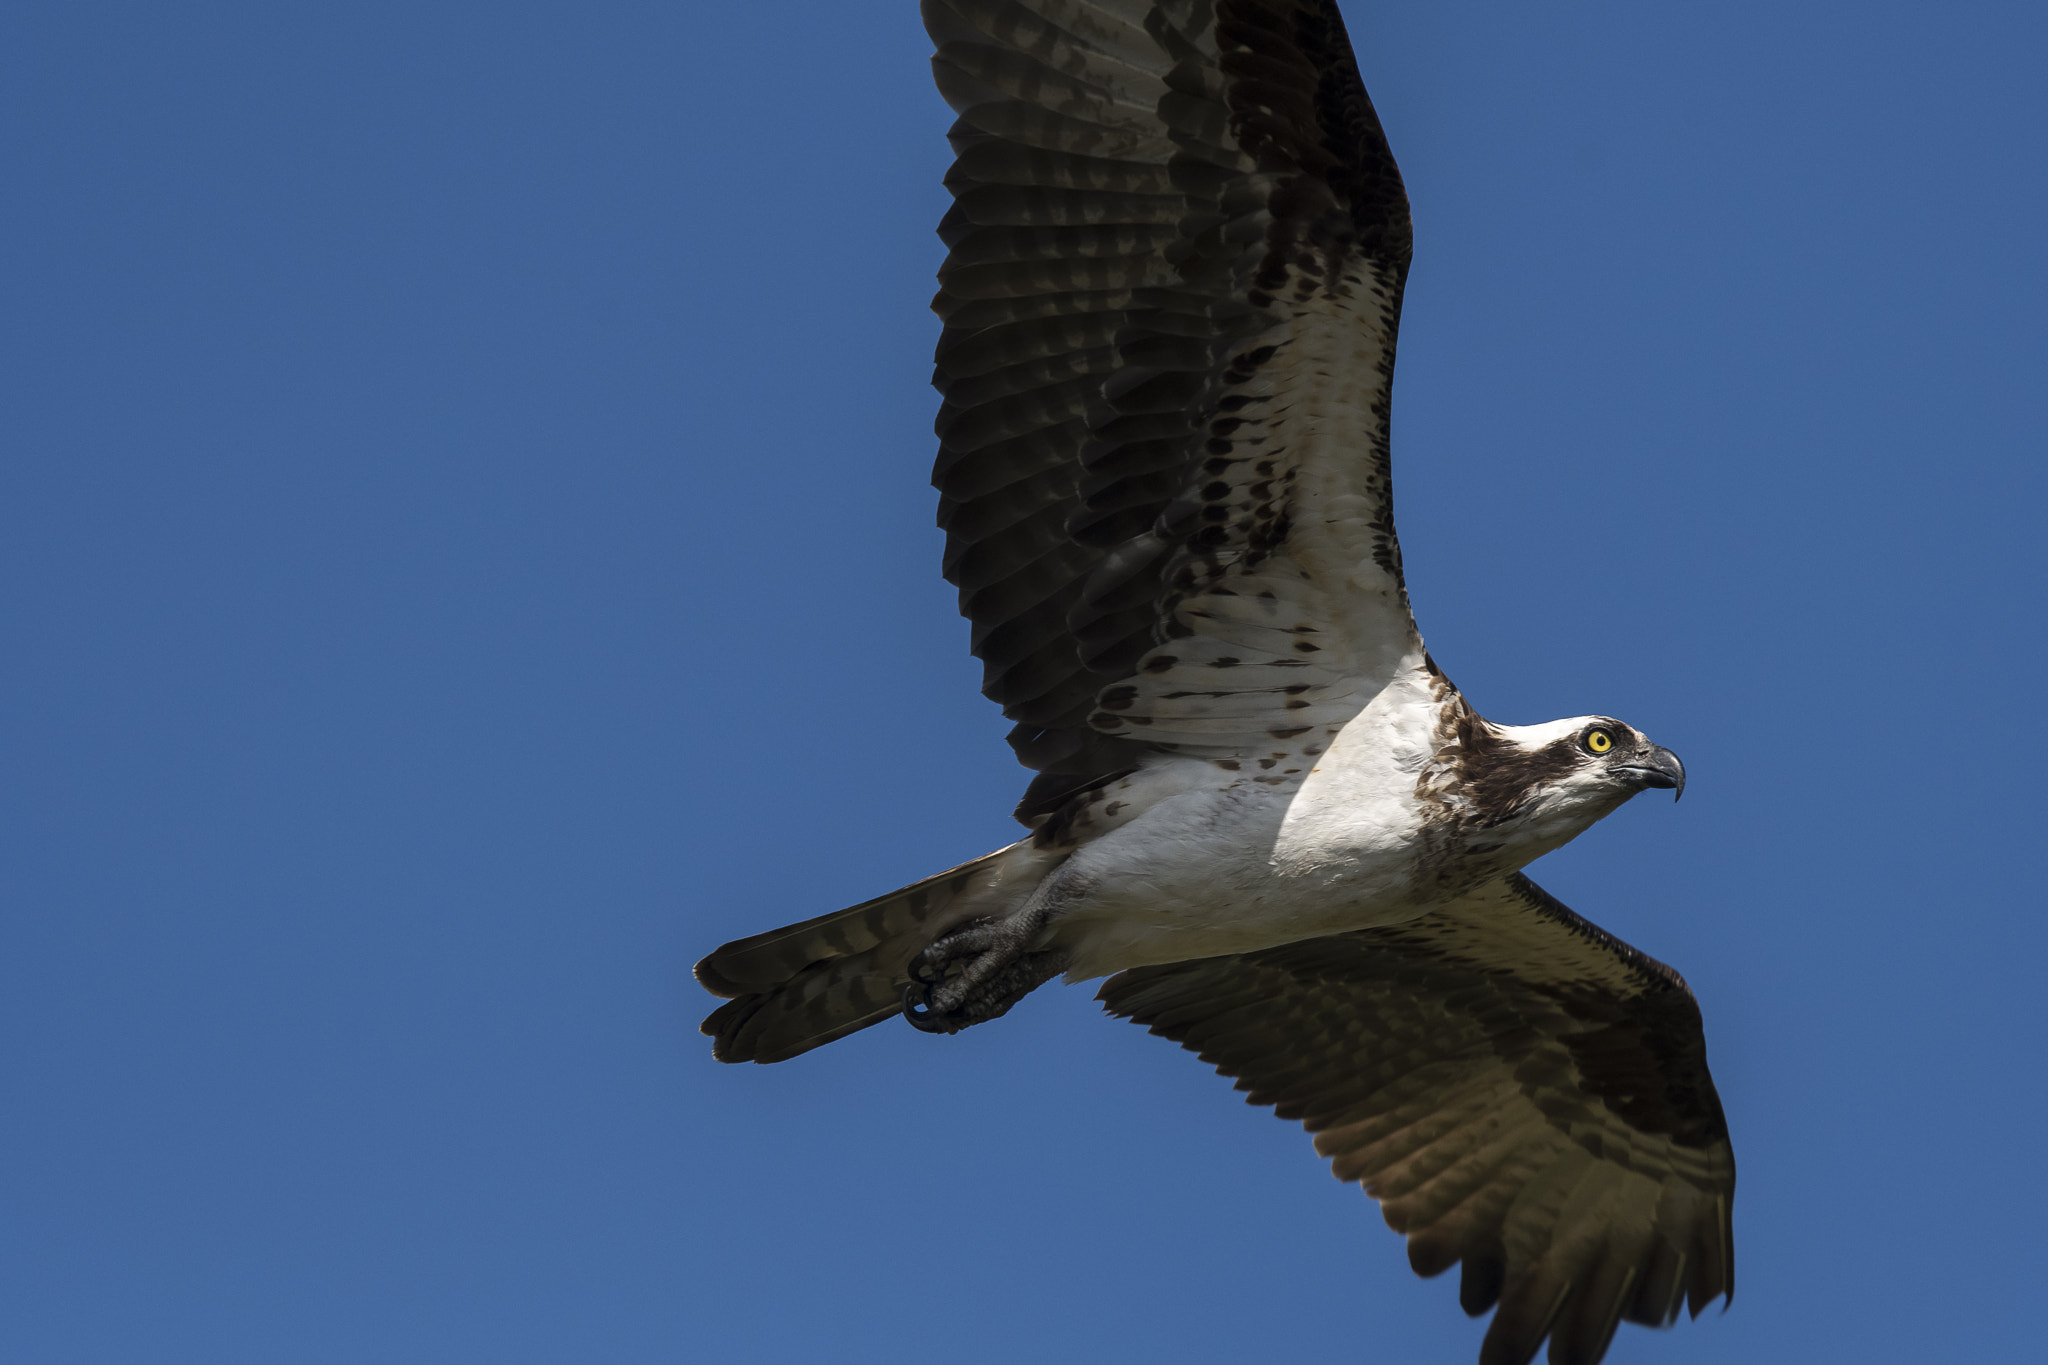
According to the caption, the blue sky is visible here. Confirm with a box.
[4,2,2044,1361]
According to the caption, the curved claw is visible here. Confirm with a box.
[906,954,947,988]
[901,982,956,1034]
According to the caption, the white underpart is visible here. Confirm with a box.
[1047,655,1453,979]
[952,703,1646,982]
[1271,654,1442,882]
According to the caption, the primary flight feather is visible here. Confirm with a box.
[698,4,1733,1363]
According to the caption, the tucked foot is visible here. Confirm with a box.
[901,912,1066,1035]
[902,949,1069,1034]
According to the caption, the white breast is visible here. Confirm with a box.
[1049,654,1446,979]
[1273,652,1443,880]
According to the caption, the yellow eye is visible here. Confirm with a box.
[1585,729,1614,754]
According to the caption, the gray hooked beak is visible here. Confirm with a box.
[1618,746,1687,801]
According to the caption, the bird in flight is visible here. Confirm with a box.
[697,4,1733,1363]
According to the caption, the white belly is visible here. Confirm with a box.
[1047,767,1438,979]
[1032,659,1451,979]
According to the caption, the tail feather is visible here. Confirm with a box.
[696,846,1017,1063]
[702,944,902,1064]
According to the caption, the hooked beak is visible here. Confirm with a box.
[1617,745,1686,801]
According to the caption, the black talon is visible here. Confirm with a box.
[907,954,946,987]
[901,982,954,1034]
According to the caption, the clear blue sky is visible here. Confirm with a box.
[5,3,2044,1362]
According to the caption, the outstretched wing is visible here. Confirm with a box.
[1099,874,1735,1365]
[925,0,1418,817]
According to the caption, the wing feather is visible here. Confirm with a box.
[926,0,1419,816]
[1099,873,1735,1365]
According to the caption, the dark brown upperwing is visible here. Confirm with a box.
[1099,873,1735,1365]
[925,0,1414,819]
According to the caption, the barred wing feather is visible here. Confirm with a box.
[926,0,1420,816]
[1099,874,1736,1365]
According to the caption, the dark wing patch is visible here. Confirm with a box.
[1099,874,1734,1365]
[926,0,1420,817]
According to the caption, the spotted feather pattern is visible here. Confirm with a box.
[1100,873,1735,1365]
[926,0,1418,815]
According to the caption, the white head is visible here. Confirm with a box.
[1450,714,1686,865]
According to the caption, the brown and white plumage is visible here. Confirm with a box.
[699,6,1732,1365]
[928,0,1417,815]
[1102,873,1733,1365]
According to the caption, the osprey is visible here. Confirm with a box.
[697,3,1733,1363]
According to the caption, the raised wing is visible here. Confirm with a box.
[1099,874,1735,1365]
[925,0,1419,817]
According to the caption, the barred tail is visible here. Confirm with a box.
[695,846,1020,1063]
